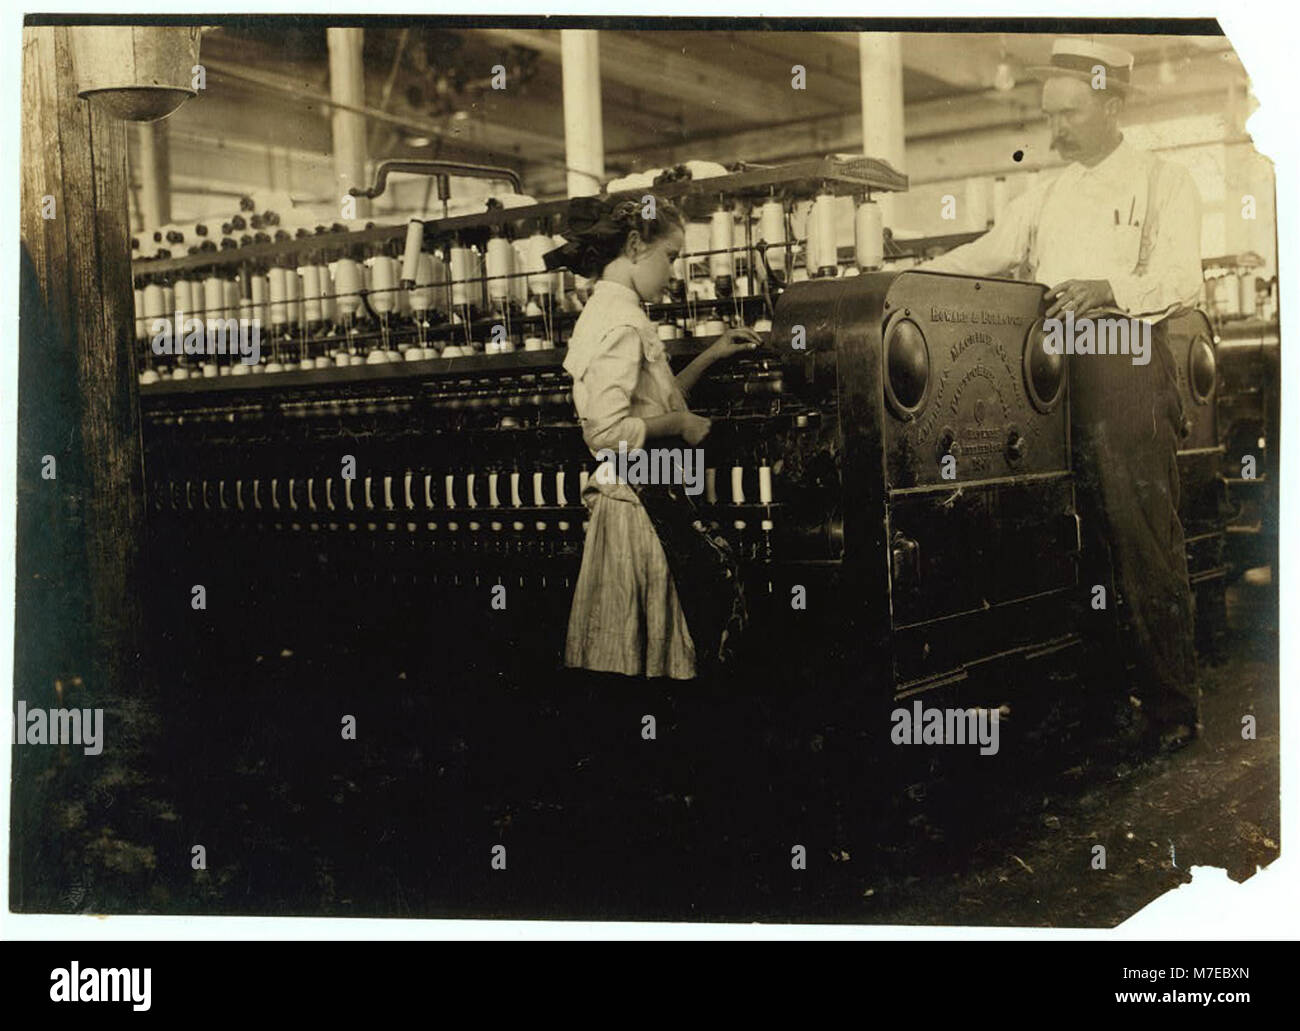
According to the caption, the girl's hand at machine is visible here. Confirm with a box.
[680,412,713,445]
[706,327,762,360]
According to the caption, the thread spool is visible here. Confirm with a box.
[450,246,473,308]
[162,285,175,325]
[334,258,361,319]
[370,255,396,315]
[289,266,305,326]
[236,294,255,373]
[142,283,165,333]
[401,219,423,286]
[709,207,735,283]
[731,465,745,504]
[250,274,269,329]
[525,234,552,296]
[203,275,225,325]
[301,265,322,324]
[854,200,884,271]
[183,277,202,326]
[223,280,240,324]
[480,249,493,310]
[267,266,288,326]
[134,288,146,341]
[758,463,773,504]
[411,254,435,314]
[397,269,411,317]
[704,468,718,504]
[315,265,334,323]
[760,199,786,268]
[809,193,839,276]
[511,240,531,307]
[486,237,514,303]
[173,279,192,324]
[431,253,451,315]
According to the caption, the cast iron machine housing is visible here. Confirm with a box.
[764,270,1081,702]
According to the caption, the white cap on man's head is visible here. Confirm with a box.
[1027,37,1141,95]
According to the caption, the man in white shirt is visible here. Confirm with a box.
[926,38,1202,751]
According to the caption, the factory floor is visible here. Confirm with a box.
[16,570,1279,928]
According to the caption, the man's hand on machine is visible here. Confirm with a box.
[1045,279,1117,319]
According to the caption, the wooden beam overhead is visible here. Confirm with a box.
[818,31,1007,93]
[614,47,1248,167]
[474,27,844,127]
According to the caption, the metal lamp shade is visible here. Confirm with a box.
[72,25,201,122]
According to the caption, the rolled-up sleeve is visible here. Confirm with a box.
[922,188,1038,279]
[575,325,647,454]
[1108,163,1203,320]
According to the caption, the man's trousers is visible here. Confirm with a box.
[1068,318,1200,725]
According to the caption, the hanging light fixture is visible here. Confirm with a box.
[71,25,202,121]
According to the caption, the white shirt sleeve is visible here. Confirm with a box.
[1107,162,1203,320]
[575,325,648,454]
[921,187,1040,279]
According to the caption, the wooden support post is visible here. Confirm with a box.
[19,25,145,705]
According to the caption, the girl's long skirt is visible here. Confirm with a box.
[564,492,696,680]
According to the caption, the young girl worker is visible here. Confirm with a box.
[545,193,760,681]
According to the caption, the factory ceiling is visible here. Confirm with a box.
[151,24,1242,213]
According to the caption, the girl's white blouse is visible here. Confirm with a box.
[563,279,688,502]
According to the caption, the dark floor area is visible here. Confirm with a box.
[11,569,1279,927]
